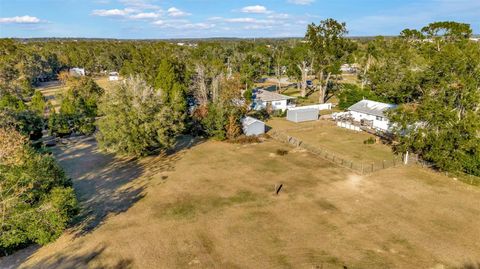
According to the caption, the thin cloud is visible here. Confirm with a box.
[92,8,135,17]
[119,0,160,10]
[129,12,161,19]
[240,5,270,14]
[288,0,315,5]
[167,7,191,17]
[0,15,41,24]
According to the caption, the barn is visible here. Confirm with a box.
[241,117,265,136]
[287,108,319,123]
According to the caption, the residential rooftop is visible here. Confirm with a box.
[348,99,397,117]
[254,89,295,102]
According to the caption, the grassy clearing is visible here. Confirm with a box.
[2,137,479,269]
[37,77,118,112]
[267,118,398,165]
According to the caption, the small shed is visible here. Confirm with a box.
[242,116,265,136]
[287,108,319,123]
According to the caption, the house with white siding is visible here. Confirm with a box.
[252,89,295,111]
[347,99,397,132]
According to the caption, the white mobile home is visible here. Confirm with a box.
[69,67,85,77]
[347,99,397,132]
[109,72,119,81]
[241,117,265,136]
[253,89,295,111]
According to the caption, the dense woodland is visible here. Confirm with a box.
[0,19,479,253]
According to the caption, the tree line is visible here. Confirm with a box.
[0,19,479,253]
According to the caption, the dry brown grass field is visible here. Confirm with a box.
[1,135,479,269]
[267,118,397,165]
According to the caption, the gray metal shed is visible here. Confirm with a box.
[242,117,265,136]
[287,108,319,123]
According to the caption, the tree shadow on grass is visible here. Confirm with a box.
[457,262,480,269]
[0,135,203,268]
[52,135,203,237]
[52,136,147,237]
[27,243,133,269]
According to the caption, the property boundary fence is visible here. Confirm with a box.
[269,130,403,175]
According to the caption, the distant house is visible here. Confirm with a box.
[340,64,358,73]
[241,117,265,136]
[109,72,119,81]
[253,89,295,111]
[69,67,85,77]
[348,99,397,132]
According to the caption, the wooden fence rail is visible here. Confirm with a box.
[269,130,402,175]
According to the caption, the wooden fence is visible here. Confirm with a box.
[269,130,403,175]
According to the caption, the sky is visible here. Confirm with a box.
[0,0,479,39]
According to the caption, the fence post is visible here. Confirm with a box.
[371,163,374,173]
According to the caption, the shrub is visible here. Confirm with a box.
[0,109,44,140]
[201,102,244,141]
[337,84,384,110]
[229,135,261,144]
[96,76,184,156]
[48,77,103,137]
[248,109,270,121]
[0,128,78,253]
[272,109,286,118]
[363,137,376,144]
[276,149,289,156]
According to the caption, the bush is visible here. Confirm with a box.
[337,84,384,110]
[201,102,244,141]
[276,149,289,156]
[272,109,286,118]
[248,109,270,121]
[229,135,261,144]
[48,77,103,137]
[0,128,78,253]
[0,109,44,140]
[96,76,184,156]
[363,137,376,144]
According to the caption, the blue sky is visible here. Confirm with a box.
[0,0,479,38]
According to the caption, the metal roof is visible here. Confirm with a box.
[348,99,397,117]
[242,116,264,126]
[254,89,295,102]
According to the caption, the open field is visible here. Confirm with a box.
[267,118,398,165]
[36,77,118,111]
[1,136,480,269]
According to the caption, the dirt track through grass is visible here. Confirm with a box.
[1,138,479,269]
